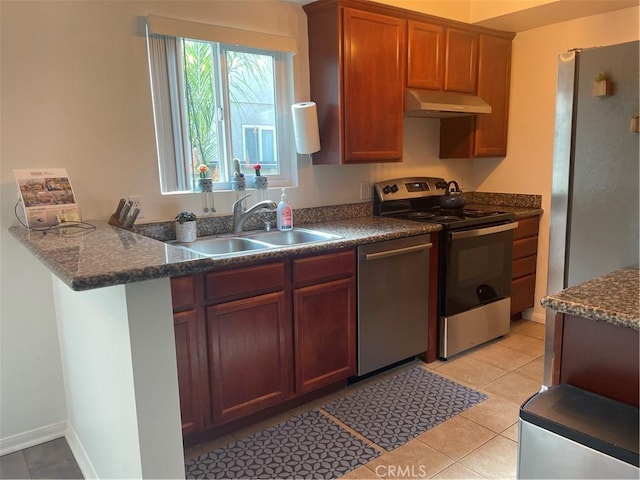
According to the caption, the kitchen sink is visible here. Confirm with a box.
[175,237,271,256]
[170,228,342,257]
[248,228,342,246]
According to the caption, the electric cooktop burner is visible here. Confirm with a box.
[405,212,436,220]
[374,176,517,230]
[432,215,463,222]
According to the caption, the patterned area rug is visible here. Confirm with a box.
[184,410,380,479]
[322,366,488,451]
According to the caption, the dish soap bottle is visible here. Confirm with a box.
[276,188,293,231]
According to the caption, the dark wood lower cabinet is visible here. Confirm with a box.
[553,313,639,407]
[207,292,292,423]
[171,249,356,442]
[511,216,540,317]
[173,309,207,436]
[294,277,356,394]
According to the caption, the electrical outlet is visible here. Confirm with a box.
[359,182,372,200]
[127,195,144,219]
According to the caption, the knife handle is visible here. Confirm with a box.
[114,198,126,218]
[119,201,132,223]
[124,208,140,228]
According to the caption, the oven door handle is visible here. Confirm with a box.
[362,243,432,261]
[449,221,518,240]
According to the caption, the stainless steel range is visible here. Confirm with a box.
[373,177,518,359]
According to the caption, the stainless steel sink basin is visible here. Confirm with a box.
[170,228,342,257]
[248,228,342,245]
[175,237,271,256]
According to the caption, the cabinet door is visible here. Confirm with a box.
[407,21,444,90]
[174,309,207,436]
[207,292,292,423]
[444,28,477,94]
[342,8,405,163]
[439,33,512,159]
[293,277,356,394]
[474,34,512,157]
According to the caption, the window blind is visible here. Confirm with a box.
[146,14,297,54]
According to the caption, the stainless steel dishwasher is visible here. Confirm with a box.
[357,234,432,375]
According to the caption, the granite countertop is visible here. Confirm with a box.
[9,217,440,291]
[541,268,640,330]
[465,203,543,220]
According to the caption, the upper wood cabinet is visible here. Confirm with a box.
[306,5,406,165]
[440,33,512,158]
[407,23,477,94]
[407,21,444,90]
[443,28,478,94]
[305,0,514,162]
[474,34,512,156]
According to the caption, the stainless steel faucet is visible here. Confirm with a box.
[232,194,278,233]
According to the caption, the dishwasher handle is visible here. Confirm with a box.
[362,243,432,261]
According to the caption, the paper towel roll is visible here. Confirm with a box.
[291,102,320,154]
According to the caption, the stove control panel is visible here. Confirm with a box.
[374,177,448,201]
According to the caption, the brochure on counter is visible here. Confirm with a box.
[13,168,80,228]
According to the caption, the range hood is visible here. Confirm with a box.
[404,89,492,118]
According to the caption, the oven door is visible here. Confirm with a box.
[443,222,517,317]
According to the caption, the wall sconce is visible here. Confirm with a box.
[291,102,320,157]
[592,71,612,97]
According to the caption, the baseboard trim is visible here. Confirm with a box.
[0,422,66,456]
[65,424,98,479]
[520,307,546,324]
[528,311,546,324]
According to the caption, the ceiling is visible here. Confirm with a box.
[472,0,639,32]
[285,0,640,32]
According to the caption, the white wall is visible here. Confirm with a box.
[52,276,183,478]
[473,5,640,322]
[2,0,638,448]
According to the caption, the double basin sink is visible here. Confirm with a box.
[171,228,343,257]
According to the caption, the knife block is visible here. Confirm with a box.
[108,213,132,230]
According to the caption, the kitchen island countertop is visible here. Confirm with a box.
[9,216,440,291]
[541,268,639,330]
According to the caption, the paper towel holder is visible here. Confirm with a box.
[291,101,321,158]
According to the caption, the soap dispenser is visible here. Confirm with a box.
[276,188,293,231]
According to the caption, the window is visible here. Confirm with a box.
[147,32,295,193]
[243,125,276,174]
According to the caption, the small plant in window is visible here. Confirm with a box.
[197,164,209,179]
[253,163,262,176]
[233,158,244,178]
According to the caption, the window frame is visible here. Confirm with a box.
[147,27,297,195]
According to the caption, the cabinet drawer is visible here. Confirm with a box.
[513,236,538,260]
[206,262,286,302]
[513,255,537,279]
[171,275,197,309]
[514,216,540,240]
[293,250,355,286]
[511,274,536,315]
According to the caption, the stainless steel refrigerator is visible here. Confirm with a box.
[543,41,640,386]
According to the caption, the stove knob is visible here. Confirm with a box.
[390,184,399,193]
[383,185,391,194]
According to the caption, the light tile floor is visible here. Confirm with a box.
[185,318,545,479]
[332,318,545,479]
[1,319,544,480]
